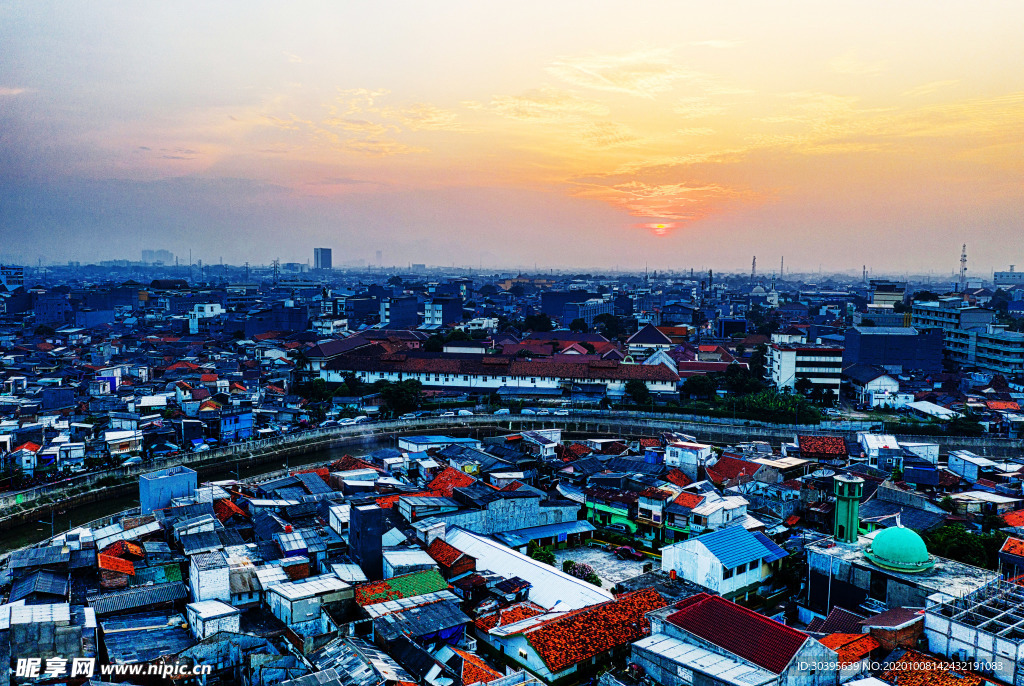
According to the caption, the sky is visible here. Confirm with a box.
[2,1,1023,274]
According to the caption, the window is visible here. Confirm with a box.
[723,566,733,579]
[735,562,746,574]
[519,649,529,660]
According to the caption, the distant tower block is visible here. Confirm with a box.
[314,247,332,270]
[376,250,383,265]
[751,256,756,281]
[833,474,864,543]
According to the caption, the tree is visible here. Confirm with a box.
[423,335,444,352]
[682,374,717,401]
[524,313,553,332]
[748,344,768,380]
[721,364,763,395]
[569,318,589,333]
[34,324,55,337]
[386,275,403,287]
[295,378,333,403]
[376,380,423,416]
[625,379,652,405]
[794,377,813,397]
[593,313,624,338]
[527,541,555,566]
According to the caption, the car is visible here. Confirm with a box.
[399,413,417,420]
[457,409,474,416]
[553,409,569,416]
[520,408,535,415]
[613,546,646,561]
[493,408,510,415]
[605,523,630,534]
[339,418,357,425]
[440,411,456,417]
[353,415,370,423]
[319,420,339,428]
[121,456,144,466]
[534,409,550,416]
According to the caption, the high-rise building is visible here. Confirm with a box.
[313,247,332,270]
[0,265,25,290]
[141,249,174,264]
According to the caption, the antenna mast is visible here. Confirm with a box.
[959,244,967,292]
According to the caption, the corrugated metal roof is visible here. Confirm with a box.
[692,526,787,568]
[444,528,613,612]
[88,581,189,616]
[633,633,776,686]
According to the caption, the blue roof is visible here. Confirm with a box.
[694,526,788,568]
[752,531,788,563]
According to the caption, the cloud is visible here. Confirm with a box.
[283,52,303,64]
[334,88,390,115]
[902,80,960,97]
[380,103,462,131]
[576,121,639,148]
[572,179,755,226]
[689,40,743,49]
[0,87,27,96]
[470,87,609,121]
[674,97,726,118]
[676,127,715,136]
[546,49,698,97]
[828,53,886,76]
[341,138,427,156]
[305,176,375,186]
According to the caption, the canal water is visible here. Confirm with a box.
[0,442,376,553]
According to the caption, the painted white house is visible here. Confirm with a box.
[661,525,787,599]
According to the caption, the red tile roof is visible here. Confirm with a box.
[474,601,546,632]
[525,589,667,673]
[1004,510,1024,527]
[882,650,987,686]
[102,540,145,560]
[12,441,41,453]
[639,438,662,448]
[986,400,1021,411]
[427,538,471,568]
[819,633,880,662]
[213,498,248,523]
[452,647,503,685]
[98,554,135,576]
[798,435,847,457]
[673,491,705,509]
[667,593,808,674]
[200,373,219,383]
[664,469,692,488]
[564,443,593,458]
[329,455,381,472]
[706,455,760,485]
[1001,537,1024,558]
[376,491,432,509]
[428,467,476,497]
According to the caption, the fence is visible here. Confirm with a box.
[3,410,1022,512]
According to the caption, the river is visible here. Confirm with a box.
[0,442,377,553]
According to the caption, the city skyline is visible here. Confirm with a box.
[2,1,1023,271]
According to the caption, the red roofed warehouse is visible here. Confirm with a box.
[632,593,840,686]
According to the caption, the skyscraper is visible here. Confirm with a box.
[313,247,332,270]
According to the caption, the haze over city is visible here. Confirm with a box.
[2,1,1023,272]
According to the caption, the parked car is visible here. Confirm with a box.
[399,413,417,420]
[613,546,646,561]
[457,409,474,416]
[440,411,456,417]
[605,523,630,534]
[553,409,569,416]
[520,408,536,415]
[121,456,143,466]
[353,415,370,423]
[534,409,550,415]
[493,408,510,415]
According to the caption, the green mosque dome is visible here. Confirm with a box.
[864,525,934,573]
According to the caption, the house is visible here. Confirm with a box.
[626,324,675,361]
[186,599,241,639]
[267,574,353,626]
[843,365,902,407]
[664,442,713,481]
[479,588,667,684]
[634,593,840,686]
[661,526,787,600]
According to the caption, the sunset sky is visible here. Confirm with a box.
[2,1,1023,274]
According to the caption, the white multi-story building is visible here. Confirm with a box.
[767,343,843,396]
